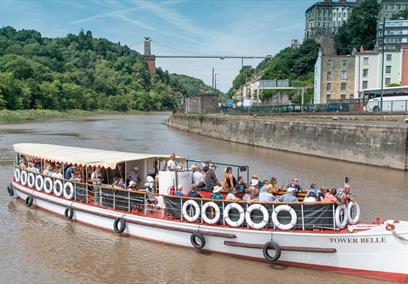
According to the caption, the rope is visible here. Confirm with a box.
[392,230,408,241]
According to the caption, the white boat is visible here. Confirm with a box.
[7,143,408,282]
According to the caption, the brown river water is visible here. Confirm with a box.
[1,113,407,284]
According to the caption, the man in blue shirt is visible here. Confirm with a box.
[286,177,302,193]
[278,187,298,202]
[64,164,74,180]
[305,183,321,200]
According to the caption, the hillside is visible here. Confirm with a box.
[0,27,214,111]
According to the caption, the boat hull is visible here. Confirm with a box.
[12,182,408,283]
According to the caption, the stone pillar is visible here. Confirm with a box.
[144,37,156,75]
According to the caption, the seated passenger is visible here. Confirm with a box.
[226,187,240,201]
[43,165,52,176]
[188,187,203,198]
[251,174,262,188]
[175,185,184,197]
[242,187,252,202]
[259,186,276,202]
[52,167,64,179]
[277,187,298,202]
[286,177,303,193]
[250,180,260,200]
[145,182,157,203]
[117,178,126,189]
[235,176,247,199]
[269,176,279,193]
[210,186,223,200]
[306,183,321,200]
[303,192,318,203]
[129,166,141,186]
[323,188,339,204]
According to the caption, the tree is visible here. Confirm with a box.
[335,0,380,55]
[391,9,408,20]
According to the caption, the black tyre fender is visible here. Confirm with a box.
[373,106,380,112]
[7,184,14,197]
[64,207,74,220]
[113,217,126,234]
[190,232,206,249]
[262,241,281,262]
[25,195,34,207]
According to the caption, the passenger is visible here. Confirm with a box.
[210,186,223,200]
[52,166,64,179]
[146,175,155,190]
[306,183,321,200]
[204,165,220,190]
[286,177,303,193]
[323,188,339,204]
[64,164,75,180]
[250,174,262,188]
[188,187,203,198]
[145,182,157,204]
[129,166,141,186]
[242,187,252,202]
[250,179,260,199]
[226,187,240,201]
[259,186,276,202]
[223,167,237,192]
[277,187,298,202]
[43,165,52,176]
[304,192,318,203]
[166,153,177,171]
[269,177,279,193]
[117,178,126,189]
[90,166,103,205]
[191,164,204,186]
[175,185,184,197]
[235,176,247,199]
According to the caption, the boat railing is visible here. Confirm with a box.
[14,167,340,230]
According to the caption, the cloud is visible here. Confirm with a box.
[68,6,141,25]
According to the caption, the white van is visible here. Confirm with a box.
[366,95,408,112]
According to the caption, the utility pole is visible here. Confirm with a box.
[212,68,215,89]
[214,73,220,91]
[380,17,386,111]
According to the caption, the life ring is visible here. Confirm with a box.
[347,202,360,225]
[7,184,14,197]
[63,182,75,200]
[272,205,297,230]
[25,195,34,207]
[245,204,269,229]
[190,232,206,249]
[386,223,395,231]
[20,171,28,186]
[113,217,126,233]
[53,179,63,197]
[64,207,74,220]
[182,200,200,222]
[35,175,44,191]
[43,177,53,194]
[335,204,348,229]
[262,241,281,262]
[27,173,35,188]
[201,202,220,225]
[15,168,21,182]
[224,203,245,227]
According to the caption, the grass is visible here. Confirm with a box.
[0,109,144,124]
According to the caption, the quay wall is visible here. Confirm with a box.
[166,114,408,170]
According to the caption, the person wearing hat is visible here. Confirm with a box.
[129,166,141,185]
[250,179,260,199]
[277,187,298,202]
[210,186,224,200]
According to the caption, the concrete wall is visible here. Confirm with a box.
[166,114,408,170]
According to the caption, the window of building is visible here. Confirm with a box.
[386,54,392,61]
[341,82,347,91]
[326,82,332,91]
[363,68,368,77]
[341,59,348,67]
[363,57,369,65]
[318,21,321,27]
[327,71,332,81]
[341,95,346,99]
[333,12,336,17]
[323,22,326,27]
[340,71,348,80]
[362,80,368,89]
[386,65,391,73]
[326,94,331,101]
[385,78,391,84]
[327,59,333,68]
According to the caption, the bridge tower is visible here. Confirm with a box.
[144,37,156,75]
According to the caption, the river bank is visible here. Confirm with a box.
[165,113,408,170]
[0,109,149,124]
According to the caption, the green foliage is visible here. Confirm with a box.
[0,26,211,111]
[391,9,408,20]
[335,0,380,55]
[386,82,400,87]
[229,65,255,95]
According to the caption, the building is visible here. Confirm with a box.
[291,39,300,48]
[304,0,360,40]
[184,92,219,114]
[314,50,356,103]
[379,0,408,21]
[377,19,408,51]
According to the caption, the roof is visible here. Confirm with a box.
[13,143,177,168]
[305,0,358,13]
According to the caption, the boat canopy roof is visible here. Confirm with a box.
[13,143,179,168]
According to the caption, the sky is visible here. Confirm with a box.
[0,0,314,92]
